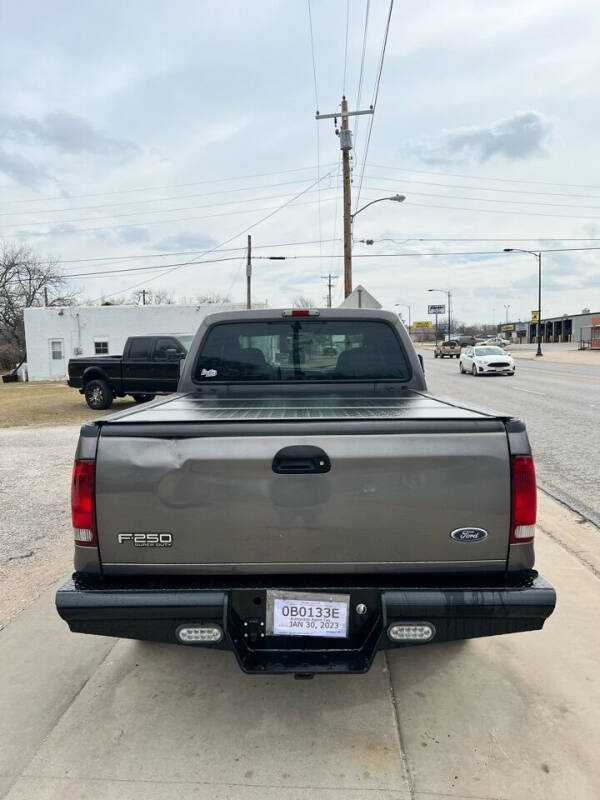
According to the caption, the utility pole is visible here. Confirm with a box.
[142,289,147,306]
[316,98,374,298]
[246,235,252,310]
[44,287,48,307]
[321,273,337,307]
[341,98,352,299]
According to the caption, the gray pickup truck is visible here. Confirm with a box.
[56,308,555,675]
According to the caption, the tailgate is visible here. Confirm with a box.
[95,428,511,574]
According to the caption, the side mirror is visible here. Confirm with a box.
[165,347,183,361]
[418,354,425,373]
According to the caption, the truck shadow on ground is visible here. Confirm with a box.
[129,636,469,702]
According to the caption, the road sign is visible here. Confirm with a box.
[413,321,433,329]
[531,311,540,323]
[428,304,445,314]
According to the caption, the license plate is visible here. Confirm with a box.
[266,591,349,638]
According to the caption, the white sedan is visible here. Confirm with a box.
[459,346,516,376]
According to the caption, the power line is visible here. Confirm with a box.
[343,0,350,96]
[0,176,331,218]
[363,172,600,200]
[368,237,600,243]
[353,0,371,159]
[367,162,600,191]
[6,191,340,239]
[306,0,324,272]
[370,0,394,109]
[362,184,600,210]
[12,233,596,274]
[250,246,600,258]
[93,170,335,302]
[2,257,242,284]
[244,247,600,261]
[0,185,341,230]
[20,238,343,269]
[353,0,394,213]
[0,163,337,206]
[7,243,596,289]
[307,0,319,111]
[403,198,600,221]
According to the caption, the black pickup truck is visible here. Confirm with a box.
[68,334,193,409]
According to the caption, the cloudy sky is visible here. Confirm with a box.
[1,0,600,324]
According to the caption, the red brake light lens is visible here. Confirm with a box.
[511,455,536,543]
[71,459,97,546]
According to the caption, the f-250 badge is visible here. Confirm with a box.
[450,528,488,542]
[118,533,173,547]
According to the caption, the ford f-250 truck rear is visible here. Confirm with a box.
[56,309,555,674]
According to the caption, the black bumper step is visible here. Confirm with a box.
[56,571,556,674]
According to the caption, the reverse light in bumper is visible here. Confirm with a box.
[56,572,556,674]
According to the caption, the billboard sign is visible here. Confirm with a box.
[413,321,433,329]
[428,304,445,314]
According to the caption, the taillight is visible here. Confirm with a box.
[71,459,97,546]
[511,455,536,543]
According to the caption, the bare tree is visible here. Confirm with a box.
[153,289,175,305]
[195,292,232,305]
[292,295,316,309]
[127,288,176,305]
[0,242,76,362]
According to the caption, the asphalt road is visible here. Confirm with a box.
[419,351,600,525]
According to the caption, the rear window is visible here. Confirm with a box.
[193,319,409,382]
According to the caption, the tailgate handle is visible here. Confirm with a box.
[272,446,331,474]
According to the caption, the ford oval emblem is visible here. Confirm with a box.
[450,527,488,543]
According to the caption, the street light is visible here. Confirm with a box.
[428,288,451,339]
[504,304,511,324]
[503,248,542,356]
[394,302,411,335]
[351,195,406,223]
[346,194,406,297]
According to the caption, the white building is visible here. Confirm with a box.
[23,302,260,381]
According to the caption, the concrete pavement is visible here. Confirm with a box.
[1,494,599,800]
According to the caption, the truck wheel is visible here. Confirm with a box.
[434,353,438,358]
[131,394,156,403]
[84,379,113,410]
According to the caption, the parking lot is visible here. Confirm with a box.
[1,374,600,799]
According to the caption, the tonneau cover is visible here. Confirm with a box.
[98,390,509,425]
